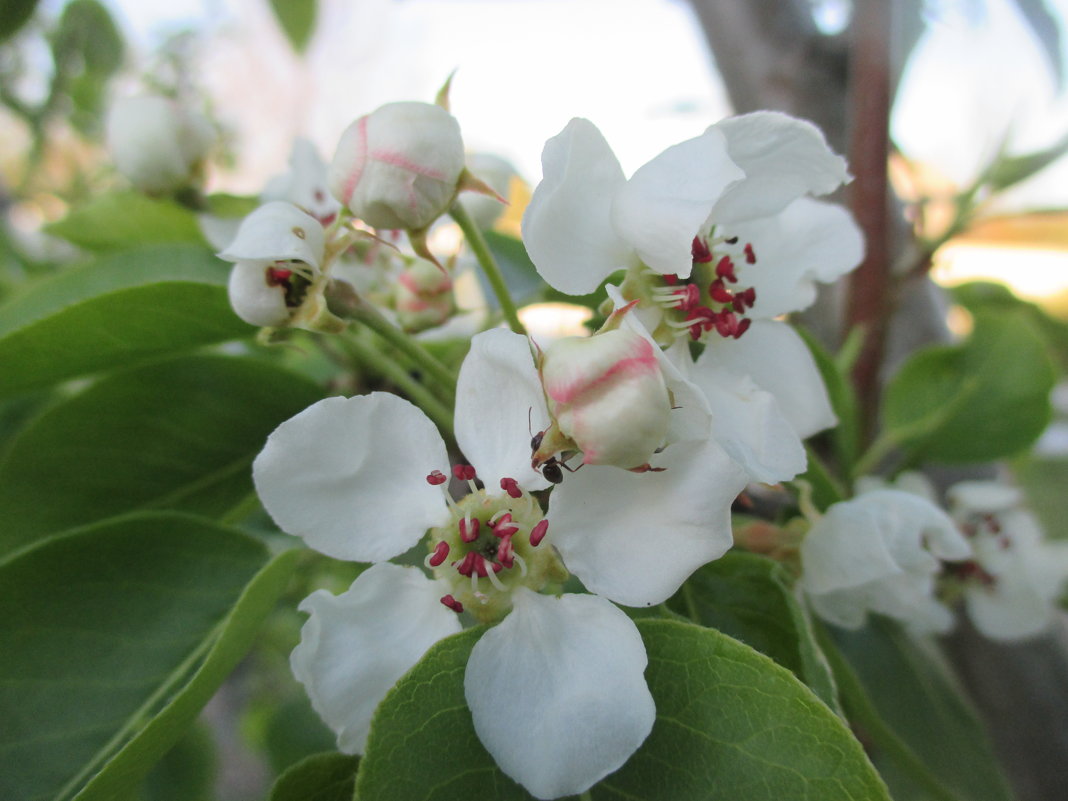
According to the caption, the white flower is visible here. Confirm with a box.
[522,115,860,484]
[800,489,972,634]
[263,138,342,225]
[253,329,746,798]
[106,94,213,194]
[328,101,465,231]
[217,201,325,327]
[946,481,1068,641]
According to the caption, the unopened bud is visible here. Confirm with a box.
[328,101,465,231]
[539,329,670,469]
[394,257,453,332]
[106,94,214,194]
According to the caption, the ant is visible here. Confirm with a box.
[528,408,581,484]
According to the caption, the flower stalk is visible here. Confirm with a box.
[449,200,525,335]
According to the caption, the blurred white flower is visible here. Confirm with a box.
[263,137,342,225]
[800,489,972,634]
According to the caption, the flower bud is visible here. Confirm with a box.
[393,257,454,332]
[218,202,325,328]
[328,101,465,231]
[539,329,671,469]
[105,94,214,194]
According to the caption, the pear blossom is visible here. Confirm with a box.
[328,101,465,232]
[946,481,1068,641]
[523,115,860,484]
[253,328,746,798]
[800,489,972,634]
[263,137,342,225]
[217,201,326,327]
[106,94,213,194]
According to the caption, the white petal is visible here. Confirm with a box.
[701,320,836,438]
[862,489,971,563]
[465,589,654,799]
[947,480,1023,515]
[291,563,461,754]
[227,261,290,327]
[612,128,744,278]
[711,111,850,223]
[801,501,904,595]
[253,393,449,562]
[263,138,341,223]
[687,358,807,483]
[455,329,551,492]
[549,439,747,606]
[522,118,635,294]
[217,201,325,268]
[729,198,864,318]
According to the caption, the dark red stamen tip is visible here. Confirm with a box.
[500,477,523,499]
[709,279,733,304]
[440,594,464,613]
[426,470,447,486]
[715,256,737,283]
[452,464,477,481]
[743,243,756,264]
[456,552,477,576]
[266,267,293,286]
[741,287,757,308]
[691,236,713,263]
[459,517,480,543]
[715,310,738,338]
[733,318,751,338]
[662,273,679,285]
[529,519,549,547]
[473,554,489,578]
[674,283,700,311]
[428,540,450,567]
[493,513,519,538]
[497,535,515,567]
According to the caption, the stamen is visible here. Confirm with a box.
[691,236,713,263]
[455,552,477,576]
[452,464,477,481]
[743,243,756,264]
[512,553,529,576]
[426,470,448,485]
[715,256,737,283]
[426,540,450,567]
[266,267,293,286]
[497,535,515,568]
[459,516,480,543]
[440,594,464,613]
[485,563,506,591]
[500,477,523,499]
[734,318,751,338]
[709,279,733,304]
[529,519,549,547]
[493,513,519,538]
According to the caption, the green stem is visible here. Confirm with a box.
[347,301,457,397]
[851,430,900,479]
[342,334,455,440]
[813,622,967,801]
[802,444,849,507]
[449,201,525,335]
[579,792,594,801]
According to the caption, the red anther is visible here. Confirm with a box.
[691,236,714,263]
[662,273,679,285]
[493,513,519,538]
[266,267,293,286]
[743,243,756,264]
[731,297,746,313]
[715,256,737,283]
[740,287,757,308]
[500,477,523,499]
[733,318,752,338]
[428,540,450,567]
[440,594,464,613]
[497,535,515,567]
[708,279,734,304]
[529,519,549,547]
[452,464,477,481]
[456,552,478,576]
[674,283,700,312]
[715,310,738,338]
[473,554,489,578]
[426,470,448,486]
[983,514,1002,534]
[459,517,480,543]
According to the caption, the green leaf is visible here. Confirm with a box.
[668,551,839,712]
[0,354,322,556]
[481,230,547,309]
[883,309,1055,463]
[0,0,39,43]
[796,325,861,478]
[0,512,300,801]
[53,0,123,76]
[47,192,204,252]
[0,244,250,399]
[831,617,1014,801]
[357,620,889,801]
[268,752,358,801]
[133,724,216,801]
[268,0,317,53]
